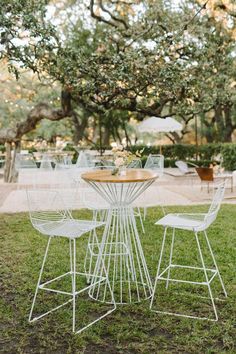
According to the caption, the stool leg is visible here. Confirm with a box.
[160,205,166,216]
[166,228,175,290]
[143,207,147,220]
[72,238,76,333]
[150,227,168,310]
[69,238,73,284]
[84,210,98,283]
[195,232,218,321]
[137,207,145,234]
[203,231,227,297]
[29,236,52,322]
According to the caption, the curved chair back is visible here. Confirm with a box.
[27,189,71,232]
[175,160,189,174]
[75,151,93,168]
[144,154,164,176]
[40,154,53,170]
[15,153,37,170]
[204,181,226,227]
[127,159,142,169]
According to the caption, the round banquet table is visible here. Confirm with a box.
[82,169,158,304]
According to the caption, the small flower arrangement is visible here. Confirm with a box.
[111,146,143,175]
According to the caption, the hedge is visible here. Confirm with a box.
[128,143,236,171]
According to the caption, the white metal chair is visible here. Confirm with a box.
[143,154,165,219]
[15,152,38,169]
[175,160,197,175]
[127,159,142,169]
[144,154,164,175]
[150,181,227,321]
[27,189,116,334]
[75,151,95,168]
[40,153,53,170]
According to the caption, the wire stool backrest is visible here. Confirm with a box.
[204,181,226,227]
[127,159,142,168]
[27,189,72,231]
[144,154,164,176]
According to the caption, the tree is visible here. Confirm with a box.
[0,0,235,178]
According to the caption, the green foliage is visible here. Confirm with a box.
[129,143,236,170]
[0,144,5,152]
[221,144,236,171]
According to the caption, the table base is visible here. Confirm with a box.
[89,207,153,304]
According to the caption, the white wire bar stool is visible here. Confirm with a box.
[143,154,165,219]
[150,181,227,321]
[82,169,158,304]
[27,189,116,334]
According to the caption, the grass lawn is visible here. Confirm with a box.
[1,205,236,354]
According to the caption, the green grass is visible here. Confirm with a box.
[1,205,236,354]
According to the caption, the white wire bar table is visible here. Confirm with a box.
[82,169,158,304]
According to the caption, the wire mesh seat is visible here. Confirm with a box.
[27,189,116,334]
[150,181,227,321]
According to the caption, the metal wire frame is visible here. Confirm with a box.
[75,177,147,286]
[150,182,227,321]
[84,178,156,304]
[28,235,116,334]
[143,154,165,220]
[27,189,116,334]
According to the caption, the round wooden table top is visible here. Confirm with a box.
[81,169,158,183]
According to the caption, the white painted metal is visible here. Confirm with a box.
[27,189,116,334]
[150,181,227,321]
[143,154,165,219]
[84,177,156,304]
[127,159,142,168]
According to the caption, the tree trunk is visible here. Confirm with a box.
[102,127,110,146]
[223,104,233,142]
[71,112,88,145]
[0,101,72,182]
[215,104,225,141]
[3,141,20,182]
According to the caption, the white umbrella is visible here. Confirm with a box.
[137,116,183,153]
[137,117,183,133]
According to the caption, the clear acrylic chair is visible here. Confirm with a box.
[143,154,165,219]
[150,181,227,321]
[27,189,116,334]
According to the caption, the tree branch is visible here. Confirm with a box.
[0,103,70,144]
